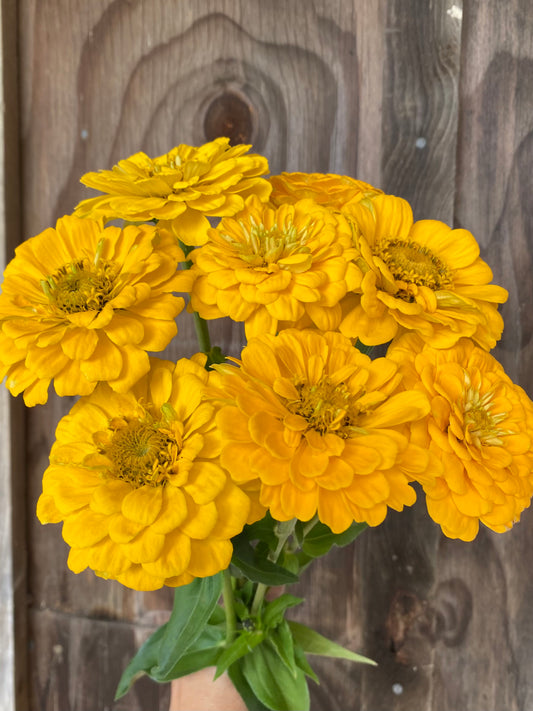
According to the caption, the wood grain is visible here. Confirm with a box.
[9,0,533,709]
[0,1,26,710]
[453,2,533,710]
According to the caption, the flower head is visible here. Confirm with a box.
[209,329,432,532]
[339,195,508,349]
[37,356,254,590]
[389,334,533,540]
[189,196,350,338]
[75,138,272,246]
[0,215,187,405]
[269,172,382,211]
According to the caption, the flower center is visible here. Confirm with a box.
[463,385,508,447]
[42,258,118,314]
[223,217,312,267]
[98,417,180,488]
[375,239,453,290]
[286,376,367,438]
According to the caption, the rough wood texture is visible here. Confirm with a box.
[0,2,25,711]
[8,0,533,709]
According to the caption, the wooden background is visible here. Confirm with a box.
[2,0,533,709]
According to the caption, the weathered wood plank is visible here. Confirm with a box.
[30,609,170,711]
[381,0,462,221]
[18,2,387,709]
[451,2,533,710]
[15,1,533,710]
[0,2,25,711]
[337,3,463,710]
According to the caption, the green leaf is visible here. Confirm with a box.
[231,536,299,586]
[228,660,271,711]
[242,641,310,711]
[206,346,227,368]
[354,339,374,355]
[115,622,168,699]
[280,550,300,575]
[208,605,226,625]
[261,594,303,630]
[155,573,223,677]
[240,512,279,550]
[293,644,319,684]
[288,621,377,666]
[152,623,226,682]
[267,620,298,678]
[215,630,265,679]
[302,521,367,558]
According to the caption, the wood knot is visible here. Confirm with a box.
[386,579,473,664]
[423,578,472,647]
[203,91,255,145]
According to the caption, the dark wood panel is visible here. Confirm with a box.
[453,2,533,710]
[14,1,533,710]
[0,0,25,710]
[351,2,463,709]
[19,2,386,709]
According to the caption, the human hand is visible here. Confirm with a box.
[168,667,247,711]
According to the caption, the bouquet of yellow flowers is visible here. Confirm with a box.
[1,137,532,711]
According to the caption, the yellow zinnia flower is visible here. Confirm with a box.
[189,196,350,338]
[209,329,432,532]
[0,215,187,405]
[339,194,508,349]
[269,172,382,211]
[36,356,253,591]
[389,334,533,541]
[75,138,272,246]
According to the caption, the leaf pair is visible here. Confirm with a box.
[115,574,223,699]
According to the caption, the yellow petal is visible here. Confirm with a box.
[62,508,109,547]
[142,529,191,578]
[151,486,188,534]
[121,527,166,564]
[184,462,227,504]
[122,485,163,525]
[187,538,232,577]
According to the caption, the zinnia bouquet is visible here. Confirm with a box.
[3,137,532,711]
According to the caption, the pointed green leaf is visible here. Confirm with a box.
[262,594,303,630]
[267,620,298,678]
[231,536,299,586]
[293,644,319,684]
[228,660,271,711]
[115,623,168,699]
[155,573,223,676]
[242,641,310,711]
[288,621,376,665]
[302,521,367,558]
[215,630,265,679]
[151,622,226,682]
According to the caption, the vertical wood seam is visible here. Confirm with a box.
[1,0,26,709]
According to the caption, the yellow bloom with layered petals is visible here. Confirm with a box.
[269,172,382,211]
[209,329,432,532]
[189,196,351,338]
[75,138,271,246]
[0,215,187,405]
[389,334,533,541]
[37,356,254,590]
[340,195,508,349]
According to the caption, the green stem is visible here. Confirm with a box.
[301,513,319,538]
[193,311,212,354]
[222,568,237,645]
[251,519,296,616]
[177,239,213,356]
